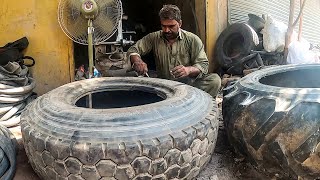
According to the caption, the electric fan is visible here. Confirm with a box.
[58,0,123,77]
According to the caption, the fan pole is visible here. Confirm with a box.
[88,19,94,78]
[87,19,94,108]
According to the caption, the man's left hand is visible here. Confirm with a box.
[171,65,190,79]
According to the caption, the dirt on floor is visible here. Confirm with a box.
[11,94,270,180]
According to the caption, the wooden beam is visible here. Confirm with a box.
[195,0,207,46]
[205,0,228,72]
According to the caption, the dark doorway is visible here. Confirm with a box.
[73,0,200,77]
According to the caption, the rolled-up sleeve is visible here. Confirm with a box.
[191,35,209,79]
[127,33,154,59]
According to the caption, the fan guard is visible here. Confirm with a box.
[58,0,122,45]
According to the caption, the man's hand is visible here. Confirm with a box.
[131,55,148,75]
[171,65,201,79]
[171,65,190,79]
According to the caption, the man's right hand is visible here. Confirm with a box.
[131,55,148,75]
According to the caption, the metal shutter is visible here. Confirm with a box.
[229,0,320,46]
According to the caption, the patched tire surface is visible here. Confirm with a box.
[223,64,320,179]
[21,77,219,180]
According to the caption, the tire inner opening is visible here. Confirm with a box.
[260,69,320,88]
[76,90,165,109]
[223,33,244,59]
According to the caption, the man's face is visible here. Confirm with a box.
[161,19,182,40]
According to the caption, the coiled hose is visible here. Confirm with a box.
[0,62,36,128]
[0,125,17,180]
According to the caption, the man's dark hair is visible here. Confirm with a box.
[159,4,181,22]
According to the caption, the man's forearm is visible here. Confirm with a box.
[129,54,142,64]
[187,66,201,78]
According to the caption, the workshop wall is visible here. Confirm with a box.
[0,0,74,95]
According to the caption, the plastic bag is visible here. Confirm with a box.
[262,15,288,52]
[287,40,320,64]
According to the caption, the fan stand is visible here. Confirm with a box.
[81,0,99,108]
[58,0,124,108]
[87,19,94,108]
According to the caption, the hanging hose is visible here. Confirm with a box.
[0,125,17,180]
[0,62,36,128]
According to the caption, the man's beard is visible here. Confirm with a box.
[163,31,179,40]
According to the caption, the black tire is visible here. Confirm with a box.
[21,77,219,180]
[215,23,258,70]
[223,64,320,179]
[0,125,17,180]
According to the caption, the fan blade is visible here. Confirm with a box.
[59,0,88,44]
[58,0,122,44]
[93,0,122,43]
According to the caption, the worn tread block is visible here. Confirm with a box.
[165,164,180,179]
[178,164,191,178]
[190,139,202,155]
[65,157,82,175]
[164,149,181,167]
[68,174,85,180]
[199,138,209,155]
[178,149,193,166]
[107,143,133,165]
[170,132,191,151]
[33,151,46,168]
[157,136,174,157]
[185,167,200,180]
[190,154,201,168]
[71,142,104,165]
[100,177,116,180]
[45,166,58,180]
[133,173,153,180]
[54,160,70,177]
[45,136,59,159]
[56,140,72,160]
[149,158,167,176]
[96,160,117,177]
[140,140,160,159]
[192,123,207,140]
[151,174,167,180]
[131,157,152,174]
[115,165,135,180]
[125,142,142,162]
[30,133,46,152]
[81,165,101,180]
[41,151,55,167]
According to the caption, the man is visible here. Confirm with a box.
[127,4,221,97]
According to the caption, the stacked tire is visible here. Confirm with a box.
[215,23,261,75]
[21,77,219,179]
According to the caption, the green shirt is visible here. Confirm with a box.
[127,29,209,80]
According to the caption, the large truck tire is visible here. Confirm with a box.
[21,77,219,180]
[223,64,320,179]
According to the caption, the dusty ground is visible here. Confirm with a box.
[10,94,270,180]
